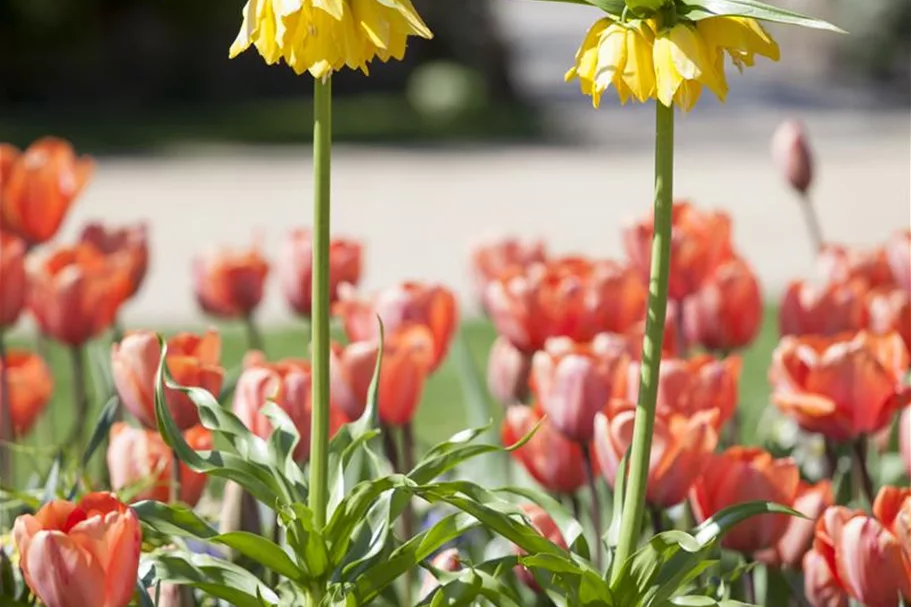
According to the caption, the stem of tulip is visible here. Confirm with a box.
[243,314,265,353]
[798,193,824,253]
[0,332,12,509]
[581,445,602,569]
[402,423,416,604]
[610,100,674,582]
[68,346,89,449]
[308,75,333,542]
[851,437,875,506]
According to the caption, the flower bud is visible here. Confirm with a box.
[771,119,814,195]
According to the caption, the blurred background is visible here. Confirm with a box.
[2,0,909,325]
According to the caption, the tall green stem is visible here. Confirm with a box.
[308,75,333,530]
[610,100,674,581]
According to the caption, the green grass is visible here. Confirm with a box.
[5,310,780,487]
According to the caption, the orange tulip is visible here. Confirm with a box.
[819,243,895,290]
[628,354,741,429]
[770,331,911,442]
[624,201,733,301]
[487,335,534,406]
[112,330,224,430]
[886,229,910,293]
[804,487,911,607]
[330,325,434,426]
[756,480,834,569]
[0,349,53,438]
[683,257,763,352]
[484,257,646,354]
[689,447,800,554]
[107,423,212,506]
[901,407,910,478]
[470,236,547,307]
[79,221,149,298]
[867,287,911,354]
[0,232,27,328]
[335,282,457,373]
[13,492,141,607]
[530,336,629,443]
[0,137,94,245]
[279,228,362,317]
[28,243,130,346]
[513,503,568,591]
[594,398,719,509]
[501,404,586,495]
[779,279,868,338]
[193,241,269,319]
[419,548,462,601]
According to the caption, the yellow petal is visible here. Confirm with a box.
[593,24,628,93]
[313,0,345,20]
[229,0,259,58]
[674,79,703,111]
[653,33,682,107]
[388,0,434,40]
[621,24,655,103]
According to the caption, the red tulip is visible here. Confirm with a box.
[683,257,763,352]
[819,244,895,290]
[330,325,434,426]
[278,228,362,317]
[771,119,814,195]
[594,398,718,509]
[501,404,586,494]
[628,354,742,429]
[28,243,131,346]
[470,236,547,307]
[624,201,733,301]
[0,144,18,185]
[107,423,211,506]
[0,138,94,245]
[771,331,911,442]
[901,407,910,478]
[0,232,27,329]
[79,221,149,298]
[13,492,141,607]
[335,282,457,373]
[193,241,269,319]
[780,279,868,338]
[484,257,646,354]
[0,349,53,438]
[419,548,462,601]
[756,480,834,569]
[805,487,911,607]
[690,447,800,554]
[867,287,911,354]
[487,335,533,405]
[885,229,910,293]
[530,336,629,443]
[113,330,224,430]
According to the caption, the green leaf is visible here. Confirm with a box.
[691,501,803,547]
[133,501,303,582]
[279,502,331,580]
[418,565,525,607]
[606,447,630,550]
[141,552,280,607]
[69,395,120,498]
[498,486,591,562]
[529,0,626,17]
[135,580,157,607]
[41,454,62,504]
[679,0,845,32]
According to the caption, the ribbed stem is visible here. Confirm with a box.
[610,100,675,581]
[308,75,333,532]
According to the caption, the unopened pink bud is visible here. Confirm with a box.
[771,120,814,195]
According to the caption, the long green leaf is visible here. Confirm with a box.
[418,565,525,607]
[141,552,280,607]
[529,0,626,17]
[680,0,845,31]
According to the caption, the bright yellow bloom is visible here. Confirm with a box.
[565,19,657,109]
[697,16,780,71]
[652,22,728,111]
[230,0,432,78]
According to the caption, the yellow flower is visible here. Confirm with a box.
[230,0,432,78]
[565,19,657,109]
[652,22,728,111]
[696,16,780,71]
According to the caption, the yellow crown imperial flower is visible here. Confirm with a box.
[230,0,433,79]
[652,21,729,111]
[697,16,780,71]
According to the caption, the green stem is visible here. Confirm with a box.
[68,346,89,449]
[308,75,333,532]
[170,449,181,504]
[610,100,674,582]
[0,332,12,515]
[243,314,265,353]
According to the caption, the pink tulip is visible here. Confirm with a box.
[771,119,813,195]
[487,336,534,406]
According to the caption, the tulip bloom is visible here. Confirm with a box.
[107,423,212,506]
[193,242,269,319]
[0,232,27,328]
[330,325,434,426]
[628,354,742,429]
[771,120,813,195]
[624,202,733,302]
[594,399,719,509]
[335,282,457,373]
[487,336,534,406]
[690,447,800,554]
[501,405,586,495]
[470,236,547,308]
[79,222,149,298]
[683,257,763,352]
[113,330,224,430]
[770,331,911,442]
[867,287,911,354]
[279,228,362,318]
[779,280,868,337]
[13,492,141,607]
[0,350,53,438]
[819,244,895,290]
[804,487,911,607]
[28,244,131,346]
[886,229,910,293]
[0,138,94,245]
[756,480,834,569]
[530,337,630,443]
